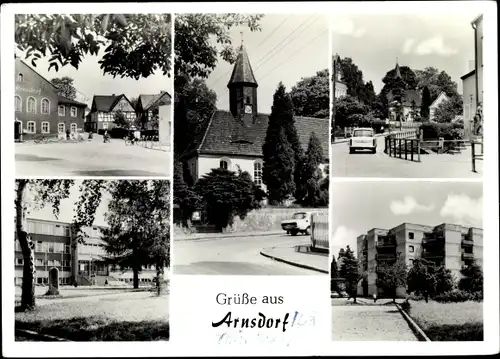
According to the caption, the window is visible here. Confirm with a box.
[15,96,22,112]
[48,242,55,253]
[54,243,64,253]
[36,259,44,266]
[70,106,77,117]
[35,241,43,252]
[37,277,43,284]
[353,129,373,137]
[64,245,70,254]
[27,121,36,133]
[27,97,36,113]
[408,232,414,240]
[16,258,24,265]
[409,259,414,266]
[41,122,50,133]
[254,161,263,187]
[18,73,24,82]
[409,245,415,253]
[41,98,50,114]
[47,260,54,267]
[70,123,77,133]
[54,260,61,267]
[58,123,65,133]
[58,105,65,116]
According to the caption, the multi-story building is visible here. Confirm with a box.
[356,222,483,298]
[14,218,160,287]
[15,56,87,140]
[462,14,483,140]
[87,94,137,132]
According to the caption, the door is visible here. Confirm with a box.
[14,121,21,140]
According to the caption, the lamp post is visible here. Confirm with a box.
[332,54,340,143]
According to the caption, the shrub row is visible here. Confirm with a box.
[420,121,464,141]
[433,289,483,303]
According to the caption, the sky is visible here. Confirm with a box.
[204,13,329,114]
[330,181,483,256]
[16,39,173,108]
[330,12,478,94]
[26,181,111,227]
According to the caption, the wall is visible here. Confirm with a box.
[443,224,463,279]
[462,74,477,140]
[15,59,59,137]
[429,93,449,120]
[158,104,171,146]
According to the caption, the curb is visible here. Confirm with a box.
[174,231,283,241]
[259,248,328,274]
[15,328,71,342]
[396,304,431,342]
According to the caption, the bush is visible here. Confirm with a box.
[407,293,426,301]
[109,127,129,139]
[401,300,411,313]
[433,289,483,303]
[420,122,464,141]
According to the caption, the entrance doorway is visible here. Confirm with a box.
[14,120,22,141]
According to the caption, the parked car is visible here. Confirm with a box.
[349,127,377,154]
[281,212,313,236]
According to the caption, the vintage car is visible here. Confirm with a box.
[349,127,377,154]
[280,212,312,236]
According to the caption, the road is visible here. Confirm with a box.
[15,136,171,177]
[331,135,482,178]
[173,234,319,275]
[331,299,418,341]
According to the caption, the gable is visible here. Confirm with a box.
[430,92,448,109]
[111,96,135,112]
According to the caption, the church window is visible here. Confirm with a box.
[219,158,231,170]
[254,161,263,188]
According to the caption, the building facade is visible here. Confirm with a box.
[87,94,136,132]
[462,14,483,140]
[429,92,449,121]
[15,57,86,140]
[14,218,159,287]
[136,91,172,147]
[181,43,329,193]
[356,222,483,298]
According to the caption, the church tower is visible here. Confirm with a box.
[227,40,258,126]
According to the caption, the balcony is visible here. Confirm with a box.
[461,238,474,247]
[422,236,445,245]
[375,253,396,260]
[462,252,474,260]
[376,241,396,248]
[422,251,445,259]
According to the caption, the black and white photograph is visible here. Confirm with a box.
[14,179,170,341]
[330,13,484,178]
[330,181,483,341]
[14,14,172,177]
[173,13,330,275]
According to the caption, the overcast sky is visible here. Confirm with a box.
[330,181,483,257]
[204,13,329,114]
[331,12,479,94]
[17,42,173,107]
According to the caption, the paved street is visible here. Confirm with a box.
[174,234,321,275]
[331,299,418,341]
[15,136,171,177]
[331,135,482,178]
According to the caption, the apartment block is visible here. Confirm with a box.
[14,218,159,287]
[357,222,483,297]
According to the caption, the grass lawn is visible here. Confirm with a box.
[15,292,169,341]
[409,300,483,341]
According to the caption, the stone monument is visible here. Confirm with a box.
[46,267,60,296]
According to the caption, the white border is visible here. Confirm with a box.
[2,1,499,357]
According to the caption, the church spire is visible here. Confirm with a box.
[394,58,402,79]
[227,42,258,88]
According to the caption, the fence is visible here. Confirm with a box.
[310,212,329,250]
[471,140,483,173]
[388,121,422,129]
[385,137,421,162]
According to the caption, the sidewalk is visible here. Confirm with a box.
[174,230,283,241]
[260,245,329,273]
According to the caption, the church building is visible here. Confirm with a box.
[180,44,329,192]
[387,62,422,122]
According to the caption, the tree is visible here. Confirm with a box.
[297,132,325,206]
[433,95,464,123]
[15,14,172,79]
[459,261,483,294]
[174,78,217,157]
[193,168,265,231]
[410,99,421,122]
[376,253,407,302]
[334,95,370,129]
[415,67,459,101]
[420,86,432,121]
[338,57,367,103]
[338,245,364,303]
[331,255,341,294]
[362,81,377,107]
[262,126,296,204]
[407,258,455,302]
[381,65,418,94]
[100,180,170,293]
[173,160,201,227]
[129,97,139,110]
[174,14,263,81]
[262,83,301,204]
[290,69,329,118]
[50,76,77,100]
[15,180,106,310]
[113,110,128,128]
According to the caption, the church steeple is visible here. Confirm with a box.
[394,58,402,79]
[227,39,258,126]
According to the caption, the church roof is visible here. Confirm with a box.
[394,62,402,79]
[184,110,329,162]
[227,45,258,87]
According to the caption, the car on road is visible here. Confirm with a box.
[281,212,313,236]
[349,127,377,154]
